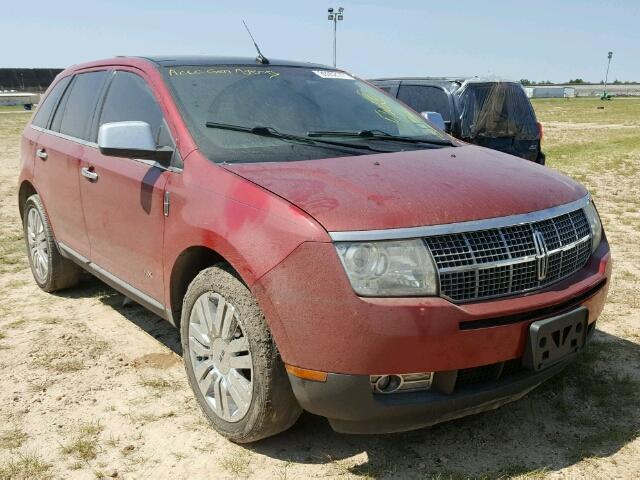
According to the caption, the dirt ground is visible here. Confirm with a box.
[1,98,639,479]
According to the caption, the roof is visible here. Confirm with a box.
[369,76,469,82]
[369,77,522,93]
[137,55,331,69]
[369,77,464,92]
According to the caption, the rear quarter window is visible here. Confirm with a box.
[31,76,71,129]
[397,85,451,121]
[51,71,109,140]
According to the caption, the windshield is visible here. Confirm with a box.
[163,65,449,163]
[454,82,539,141]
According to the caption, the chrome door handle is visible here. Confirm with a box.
[81,167,98,181]
[36,148,47,160]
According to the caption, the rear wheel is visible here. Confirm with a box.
[181,265,301,443]
[23,194,82,292]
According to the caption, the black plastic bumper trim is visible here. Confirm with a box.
[288,359,569,435]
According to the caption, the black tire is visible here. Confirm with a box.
[23,194,82,292]
[180,265,302,443]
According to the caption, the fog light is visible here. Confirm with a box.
[370,372,433,394]
[373,375,402,393]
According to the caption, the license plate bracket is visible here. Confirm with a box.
[523,307,588,371]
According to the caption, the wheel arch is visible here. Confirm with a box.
[169,245,247,329]
[18,180,38,220]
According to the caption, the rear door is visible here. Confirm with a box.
[24,76,70,185]
[33,71,109,258]
[79,69,174,302]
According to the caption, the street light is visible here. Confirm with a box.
[327,7,344,68]
[603,51,613,100]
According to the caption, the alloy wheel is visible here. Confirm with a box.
[188,292,254,422]
[26,207,48,283]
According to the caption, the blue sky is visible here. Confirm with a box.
[3,0,639,82]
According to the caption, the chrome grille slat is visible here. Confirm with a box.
[461,234,480,299]
[497,229,514,293]
[425,208,592,302]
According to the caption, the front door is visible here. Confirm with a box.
[80,149,169,301]
[79,69,174,302]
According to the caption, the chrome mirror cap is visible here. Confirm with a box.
[420,111,446,132]
[98,121,172,164]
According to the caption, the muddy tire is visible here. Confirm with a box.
[23,194,82,292]
[180,265,302,443]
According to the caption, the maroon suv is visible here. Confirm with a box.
[19,56,611,442]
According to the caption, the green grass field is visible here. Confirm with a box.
[534,98,640,179]
[0,105,32,112]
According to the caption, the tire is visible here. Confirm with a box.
[23,194,82,292]
[180,265,302,443]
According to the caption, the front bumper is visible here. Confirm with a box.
[254,233,609,434]
[288,325,593,434]
[254,239,611,375]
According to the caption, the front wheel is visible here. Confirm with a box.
[180,265,301,443]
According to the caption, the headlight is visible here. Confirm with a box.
[584,201,603,252]
[335,239,438,296]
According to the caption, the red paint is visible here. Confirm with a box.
[255,240,611,374]
[224,148,587,232]
[19,57,611,380]
[33,133,90,257]
[81,147,169,300]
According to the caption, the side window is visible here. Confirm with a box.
[397,85,451,121]
[98,71,166,145]
[52,71,109,140]
[31,76,71,128]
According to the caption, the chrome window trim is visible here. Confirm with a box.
[30,124,97,148]
[329,195,590,242]
[29,124,183,173]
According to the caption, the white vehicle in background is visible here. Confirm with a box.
[0,92,40,110]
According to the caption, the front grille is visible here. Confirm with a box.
[425,208,592,302]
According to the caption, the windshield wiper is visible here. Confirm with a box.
[205,122,389,153]
[307,129,455,146]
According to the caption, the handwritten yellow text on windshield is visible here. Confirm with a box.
[168,68,280,79]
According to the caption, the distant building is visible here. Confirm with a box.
[0,92,40,107]
[0,68,63,93]
[524,83,640,98]
[524,86,575,98]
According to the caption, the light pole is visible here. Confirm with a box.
[327,7,344,68]
[603,51,613,99]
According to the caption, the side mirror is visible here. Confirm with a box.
[98,121,173,166]
[420,111,446,132]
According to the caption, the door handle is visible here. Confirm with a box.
[81,167,99,181]
[36,148,47,160]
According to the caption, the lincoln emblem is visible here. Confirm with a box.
[532,230,549,281]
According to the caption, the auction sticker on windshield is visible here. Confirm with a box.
[313,70,353,80]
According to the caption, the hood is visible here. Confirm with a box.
[222,146,587,232]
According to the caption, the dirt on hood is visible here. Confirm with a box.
[223,145,586,232]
